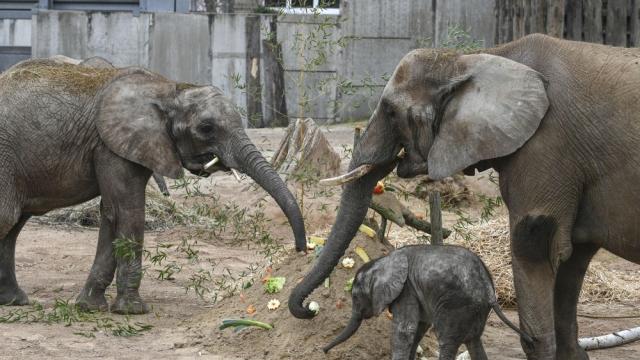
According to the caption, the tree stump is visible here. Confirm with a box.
[271,118,341,181]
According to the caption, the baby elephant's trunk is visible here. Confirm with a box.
[323,313,363,353]
[491,302,534,344]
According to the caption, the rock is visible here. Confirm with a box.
[271,118,341,181]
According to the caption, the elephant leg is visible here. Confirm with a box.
[465,337,488,360]
[511,215,559,360]
[76,201,117,312]
[409,321,430,359]
[0,215,30,305]
[95,150,151,315]
[554,243,598,360]
[437,341,462,360]
[391,294,422,360]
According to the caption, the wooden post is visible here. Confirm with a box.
[353,127,362,146]
[262,17,288,127]
[546,0,565,38]
[605,0,628,46]
[245,15,263,127]
[564,0,583,40]
[583,0,603,44]
[429,192,443,245]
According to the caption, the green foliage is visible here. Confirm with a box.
[264,277,286,294]
[440,25,484,52]
[113,237,138,261]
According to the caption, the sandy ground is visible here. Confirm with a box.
[1,125,639,359]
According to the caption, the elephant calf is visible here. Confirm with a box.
[324,245,532,360]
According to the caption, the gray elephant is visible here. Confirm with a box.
[323,245,531,360]
[51,55,172,196]
[289,33,640,359]
[0,58,306,314]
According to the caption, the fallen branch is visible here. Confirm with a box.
[578,326,640,350]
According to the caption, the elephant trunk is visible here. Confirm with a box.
[323,312,363,353]
[231,130,307,252]
[288,161,395,319]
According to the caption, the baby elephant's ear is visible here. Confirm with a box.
[370,251,409,315]
[96,69,183,179]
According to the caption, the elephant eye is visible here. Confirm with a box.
[197,123,214,135]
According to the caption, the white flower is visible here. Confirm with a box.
[306,242,316,250]
[342,257,355,269]
[308,301,320,314]
[267,299,281,310]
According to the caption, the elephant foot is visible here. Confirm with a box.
[111,295,149,315]
[0,285,29,306]
[75,291,108,312]
[557,345,589,360]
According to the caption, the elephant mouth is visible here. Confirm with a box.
[396,156,428,178]
[185,152,230,177]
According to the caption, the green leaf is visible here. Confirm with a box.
[344,277,354,292]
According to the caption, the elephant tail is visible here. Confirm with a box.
[491,302,534,345]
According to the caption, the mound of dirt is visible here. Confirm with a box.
[192,232,438,359]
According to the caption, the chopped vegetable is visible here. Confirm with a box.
[308,301,320,314]
[308,236,326,246]
[359,224,376,238]
[324,278,331,288]
[341,257,355,269]
[219,319,273,330]
[306,242,316,250]
[373,181,385,194]
[314,244,324,257]
[246,304,256,315]
[264,276,286,294]
[354,246,371,263]
[267,299,281,310]
[344,277,354,292]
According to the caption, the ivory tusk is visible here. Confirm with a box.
[204,156,219,172]
[231,168,242,181]
[397,148,406,159]
[319,164,374,186]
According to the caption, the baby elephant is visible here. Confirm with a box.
[323,245,532,360]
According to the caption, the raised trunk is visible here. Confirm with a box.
[323,312,363,353]
[232,131,306,252]
[288,162,395,318]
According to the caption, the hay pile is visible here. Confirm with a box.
[450,216,637,307]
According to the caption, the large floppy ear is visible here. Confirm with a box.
[427,54,549,180]
[96,69,183,179]
[367,251,409,315]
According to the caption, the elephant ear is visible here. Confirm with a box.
[96,69,184,179]
[369,251,409,315]
[427,54,549,180]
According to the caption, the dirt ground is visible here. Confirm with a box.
[1,125,640,359]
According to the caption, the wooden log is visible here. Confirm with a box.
[583,0,604,43]
[429,192,444,245]
[529,0,546,34]
[546,0,565,38]
[353,127,362,146]
[245,15,263,127]
[565,0,583,40]
[262,17,288,127]
[631,0,640,46]
[605,0,628,46]
[578,326,640,350]
[401,207,451,239]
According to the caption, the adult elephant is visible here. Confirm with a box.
[0,58,306,314]
[289,33,640,359]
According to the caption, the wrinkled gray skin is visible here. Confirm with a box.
[59,55,172,197]
[0,59,306,314]
[290,34,640,359]
[324,245,532,360]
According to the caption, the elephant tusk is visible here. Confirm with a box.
[319,164,373,186]
[397,148,406,159]
[204,156,220,172]
[231,168,242,181]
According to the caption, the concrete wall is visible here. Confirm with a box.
[0,19,31,46]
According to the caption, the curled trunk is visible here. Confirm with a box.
[323,312,363,353]
[232,131,306,252]
[288,162,395,318]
